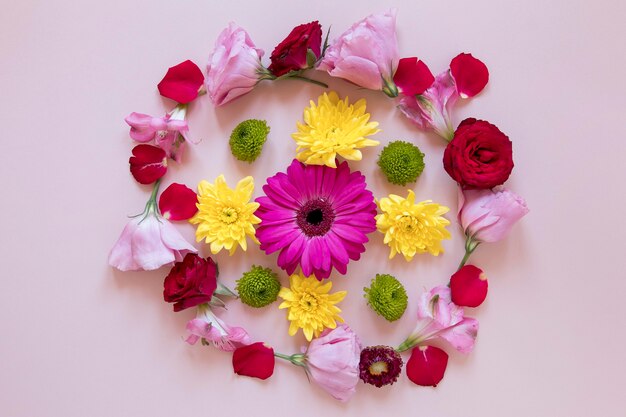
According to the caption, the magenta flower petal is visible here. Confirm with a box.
[129,144,167,185]
[158,183,198,221]
[393,57,435,96]
[256,160,376,280]
[449,53,489,98]
[406,345,449,387]
[157,60,205,104]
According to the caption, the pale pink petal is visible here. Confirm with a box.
[108,218,141,271]
[439,318,479,354]
[131,216,175,270]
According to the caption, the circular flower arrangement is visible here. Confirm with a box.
[109,9,530,402]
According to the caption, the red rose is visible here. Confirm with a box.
[163,253,217,312]
[268,21,322,77]
[232,342,275,380]
[443,118,513,189]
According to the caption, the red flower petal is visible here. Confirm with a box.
[449,53,489,98]
[393,57,435,96]
[129,144,167,184]
[406,345,449,387]
[157,60,205,104]
[232,342,275,380]
[450,264,488,307]
[158,183,198,221]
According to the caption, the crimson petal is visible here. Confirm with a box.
[158,183,198,221]
[406,345,449,387]
[450,264,488,307]
[157,60,205,104]
[393,57,435,96]
[129,144,167,184]
[449,53,489,98]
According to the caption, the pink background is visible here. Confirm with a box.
[1,0,625,416]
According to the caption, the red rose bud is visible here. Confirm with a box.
[158,183,198,221]
[449,53,489,98]
[393,57,435,96]
[443,118,513,189]
[268,21,322,77]
[157,60,205,104]
[232,342,275,380]
[129,144,168,185]
[163,253,217,312]
[406,345,449,387]
[450,265,488,307]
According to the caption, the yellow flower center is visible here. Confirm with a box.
[298,293,319,311]
[220,207,239,224]
[369,361,389,376]
[397,214,419,232]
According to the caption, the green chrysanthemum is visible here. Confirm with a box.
[364,274,408,322]
[377,141,425,185]
[236,265,281,308]
[229,119,270,162]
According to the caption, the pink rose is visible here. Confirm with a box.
[305,324,361,402]
[458,186,529,243]
[318,9,399,93]
[206,23,264,106]
[108,210,197,272]
[398,285,479,354]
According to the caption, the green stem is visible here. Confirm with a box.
[274,352,307,367]
[458,236,480,270]
[287,74,328,88]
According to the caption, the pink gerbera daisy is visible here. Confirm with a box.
[255,159,377,280]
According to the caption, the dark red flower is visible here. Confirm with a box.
[450,265,488,307]
[232,342,275,380]
[393,57,435,96]
[358,345,403,387]
[406,345,449,387]
[268,21,322,77]
[443,118,513,189]
[163,253,217,312]
[157,60,205,104]
[158,183,198,221]
[129,144,167,185]
[450,53,489,98]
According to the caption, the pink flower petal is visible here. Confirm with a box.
[125,112,159,142]
[129,144,167,185]
[157,60,205,104]
[438,318,479,354]
[393,57,435,96]
[158,183,198,221]
[449,53,489,98]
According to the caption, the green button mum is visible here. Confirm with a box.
[364,274,408,322]
[236,265,281,308]
[377,140,425,185]
[229,119,270,162]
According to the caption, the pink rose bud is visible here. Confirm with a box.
[232,342,275,380]
[450,265,488,307]
[406,345,449,387]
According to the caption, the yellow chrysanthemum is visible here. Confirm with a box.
[278,272,347,341]
[292,91,380,168]
[376,190,451,261]
[189,175,260,255]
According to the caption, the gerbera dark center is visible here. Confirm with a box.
[296,198,335,237]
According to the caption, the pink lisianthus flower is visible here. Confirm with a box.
[397,53,489,141]
[124,108,190,162]
[276,324,361,402]
[185,303,251,352]
[206,22,266,106]
[398,286,479,354]
[459,186,529,244]
[108,181,197,272]
[318,9,399,95]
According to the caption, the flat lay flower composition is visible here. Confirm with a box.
[109,8,529,402]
